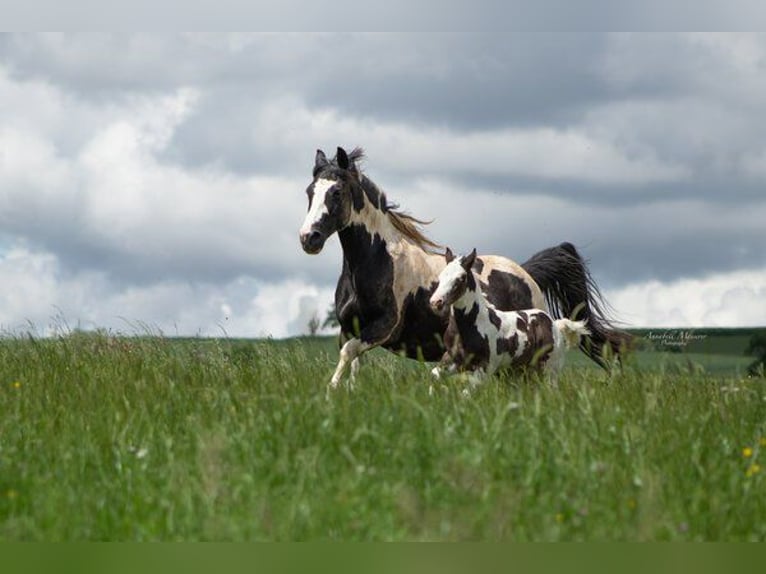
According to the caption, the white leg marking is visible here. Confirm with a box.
[330,338,370,389]
[350,357,362,382]
[460,369,487,397]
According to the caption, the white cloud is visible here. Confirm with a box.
[0,243,335,338]
[6,237,761,336]
[0,65,333,284]
[605,268,766,328]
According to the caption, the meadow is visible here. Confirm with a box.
[0,330,764,541]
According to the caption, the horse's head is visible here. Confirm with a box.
[430,248,477,311]
[299,146,362,254]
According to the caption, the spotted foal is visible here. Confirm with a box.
[429,248,590,387]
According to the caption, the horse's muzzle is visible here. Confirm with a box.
[430,297,444,311]
[300,230,325,254]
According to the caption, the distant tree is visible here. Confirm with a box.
[322,302,340,330]
[745,332,766,376]
[307,313,320,336]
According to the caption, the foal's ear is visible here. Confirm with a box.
[445,247,455,263]
[336,147,350,170]
[462,248,477,270]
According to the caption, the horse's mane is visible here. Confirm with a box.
[349,148,442,254]
[387,210,443,253]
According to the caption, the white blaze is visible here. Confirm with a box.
[430,259,466,306]
[299,178,335,237]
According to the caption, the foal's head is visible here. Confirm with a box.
[299,147,363,254]
[430,248,478,311]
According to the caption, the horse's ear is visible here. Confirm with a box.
[445,247,455,263]
[336,147,349,170]
[315,149,329,172]
[462,248,477,270]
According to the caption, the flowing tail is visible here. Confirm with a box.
[555,318,591,349]
[522,242,632,368]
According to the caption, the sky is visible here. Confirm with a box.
[0,32,764,337]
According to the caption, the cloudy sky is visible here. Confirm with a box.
[0,33,764,337]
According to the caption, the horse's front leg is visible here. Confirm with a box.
[330,338,373,388]
[350,356,363,382]
[329,314,397,390]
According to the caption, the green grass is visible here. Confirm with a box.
[1,332,765,541]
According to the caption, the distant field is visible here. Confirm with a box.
[0,329,764,541]
[629,327,764,357]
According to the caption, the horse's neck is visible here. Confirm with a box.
[452,275,487,318]
[351,198,396,238]
[338,182,443,285]
[338,223,382,269]
[339,197,398,269]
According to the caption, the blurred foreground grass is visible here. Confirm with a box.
[0,332,764,540]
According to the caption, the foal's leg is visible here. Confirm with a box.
[430,352,457,380]
[460,369,488,397]
[544,328,568,387]
[429,353,458,395]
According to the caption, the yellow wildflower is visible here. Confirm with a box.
[555,513,564,524]
[743,447,753,458]
[12,381,21,389]
[746,464,761,478]
[627,499,637,510]
[760,437,766,448]
[6,489,18,499]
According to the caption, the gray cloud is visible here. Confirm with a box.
[1,33,765,333]
[399,183,766,287]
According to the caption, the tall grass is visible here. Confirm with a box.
[0,332,764,540]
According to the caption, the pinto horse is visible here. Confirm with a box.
[429,247,591,384]
[299,147,629,387]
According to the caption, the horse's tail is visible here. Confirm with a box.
[555,318,591,349]
[522,242,632,368]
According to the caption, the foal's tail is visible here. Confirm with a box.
[522,242,632,368]
[555,318,591,349]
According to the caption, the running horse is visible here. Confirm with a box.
[299,147,629,388]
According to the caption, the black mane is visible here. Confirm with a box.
[313,147,366,178]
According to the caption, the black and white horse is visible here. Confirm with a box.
[430,247,590,384]
[299,147,628,388]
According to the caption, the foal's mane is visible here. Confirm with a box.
[349,148,442,254]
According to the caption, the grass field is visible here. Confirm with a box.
[1,330,765,541]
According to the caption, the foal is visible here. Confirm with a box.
[429,248,590,384]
